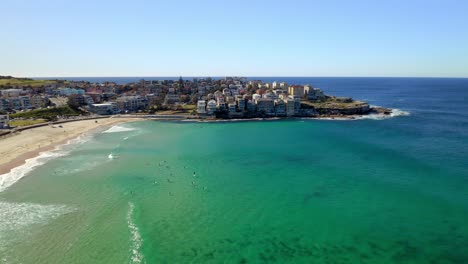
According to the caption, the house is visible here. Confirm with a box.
[304,86,326,100]
[252,93,261,102]
[89,103,120,115]
[272,81,279,89]
[222,88,231,96]
[197,100,207,114]
[206,100,217,115]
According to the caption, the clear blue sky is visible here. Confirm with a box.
[2,0,468,77]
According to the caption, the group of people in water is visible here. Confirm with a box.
[131,160,208,196]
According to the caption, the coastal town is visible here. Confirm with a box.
[0,76,390,129]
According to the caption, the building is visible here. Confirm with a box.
[304,86,326,100]
[0,99,9,111]
[58,88,85,96]
[272,81,279,89]
[30,95,49,108]
[86,93,103,103]
[256,98,275,115]
[228,103,237,114]
[0,114,9,129]
[288,95,302,114]
[164,93,180,105]
[263,92,277,100]
[116,96,146,112]
[246,100,256,112]
[235,95,245,111]
[252,93,261,102]
[1,89,22,98]
[8,97,21,110]
[197,100,207,114]
[222,88,231,96]
[274,99,286,116]
[89,103,119,115]
[288,85,305,97]
[285,99,295,116]
[206,100,217,115]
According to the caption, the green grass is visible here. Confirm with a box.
[181,104,196,110]
[0,77,57,88]
[9,119,47,127]
[302,97,368,109]
[10,106,81,121]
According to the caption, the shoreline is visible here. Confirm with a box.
[0,117,142,178]
[0,108,409,189]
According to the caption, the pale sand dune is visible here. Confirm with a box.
[0,118,141,175]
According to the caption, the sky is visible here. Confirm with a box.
[1,0,468,77]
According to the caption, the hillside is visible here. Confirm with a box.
[0,76,59,89]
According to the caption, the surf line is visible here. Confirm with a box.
[127,202,145,264]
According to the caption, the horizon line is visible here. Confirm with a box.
[21,75,468,79]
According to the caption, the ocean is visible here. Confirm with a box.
[1,77,467,263]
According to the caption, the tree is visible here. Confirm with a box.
[67,94,83,110]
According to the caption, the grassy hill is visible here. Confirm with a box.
[10,106,82,121]
[0,76,59,89]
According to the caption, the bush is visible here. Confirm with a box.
[10,106,81,121]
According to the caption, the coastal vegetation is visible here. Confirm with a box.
[301,97,368,109]
[301,97,371,115]
[0,76,60,89]
[9,119,47,127]
[10,106,81,121]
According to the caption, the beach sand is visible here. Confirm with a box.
[0,117,141,176]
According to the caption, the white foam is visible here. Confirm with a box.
[0,201,75,241]
[0,134,93,193]
[355,108,411,120]
[0,151,68,193]
[127,202,144,264]
[102,125,136,133]
[390,108,410,117]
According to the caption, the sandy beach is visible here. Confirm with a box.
[0,117,141,176]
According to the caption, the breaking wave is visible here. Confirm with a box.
[102,125,136,133]
[0,201,76,243]
[0,134,92,193]
[127,202,145,264]
[356,108,411,120]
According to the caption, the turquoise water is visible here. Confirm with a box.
[1,119,467,263]
[1,78,468,263]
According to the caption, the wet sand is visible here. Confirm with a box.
[0,117,141,175]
